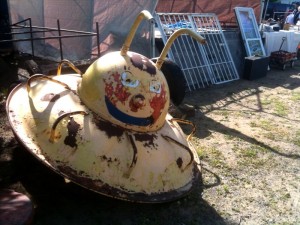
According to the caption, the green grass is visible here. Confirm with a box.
[292,130,300,147]
[250,119,273,131]
[196,145,227,168]
[291,91,300,101]
[261,97,289,116]
[273,99,288,116]
[261,98,272,106]
[214,110,230,118]
[250,119,289,141]
[241,148,258,158]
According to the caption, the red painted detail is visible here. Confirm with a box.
[129,94,145,112]
[104,72,131,105]
[150,84,167,122]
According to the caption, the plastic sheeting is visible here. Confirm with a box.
[8,0,158,61]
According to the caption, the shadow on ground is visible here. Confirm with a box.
[184,61,300,160]
[3,53,300,225]
[2,146,230,225]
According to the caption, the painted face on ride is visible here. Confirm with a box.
[78,51,170,132]
[103,52,168,126]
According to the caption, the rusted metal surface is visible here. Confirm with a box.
[6,11,202,203]
[7,73,201,202]
[78,51,170,132]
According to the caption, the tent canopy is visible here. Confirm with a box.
[7,0,261,61]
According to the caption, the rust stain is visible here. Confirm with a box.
[129,94,145,112]
[100,155,112,162]
[64,117,80,149]
[99,155,120,165]
[42,128,61,141]
[150,84,167,122]
[134,133,158,149]
[176,157,183,168]
[56,165,110,193]
[104,72,130,105]
[93,114,124,140]
[54,133,62,141]
[130,53,156,75]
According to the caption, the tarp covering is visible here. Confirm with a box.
[8,0,158,61]
[7,0,261,61]
[155,0,261,26]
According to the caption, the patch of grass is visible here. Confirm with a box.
[281,192,291,200]
[292,130,300,147]
[263,132,277,141]
[259,120,274,131]
[250,120,273,131]
[291,91,300,101]
[261,98,289,116]
[250,119,289,142]
[241,148,258,158]
[198,146,227,168]
[256,145,269,153]
[261,98,272,106]
[214,110,230,119]
[224,134,236,140]
[210,158,225,168]
[234,144,271,168]
[223,184,230,194]
[273,99,288,116]
[196,146,206,159]
[249,121,256,127]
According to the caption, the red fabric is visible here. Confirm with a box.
[155,0,261,26]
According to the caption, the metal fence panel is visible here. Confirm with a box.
[155,12,239,91]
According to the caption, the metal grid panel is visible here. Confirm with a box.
[155,12,239,91]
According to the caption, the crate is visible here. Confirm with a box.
[270,50,297,64]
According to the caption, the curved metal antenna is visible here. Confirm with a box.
[120,10,155,56]
[155,29,206,70]
[26,74,71,93]
[57,59,83,76]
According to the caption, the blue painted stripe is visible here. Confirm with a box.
[105,96,153,126]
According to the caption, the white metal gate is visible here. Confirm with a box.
[155,12,239,91]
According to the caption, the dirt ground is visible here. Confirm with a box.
[0,53,300,225]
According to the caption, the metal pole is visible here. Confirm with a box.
[12,24,96,35]
[150,18,155,58]
[263,0,270,22]
[57,19,63,60]
[0,34,98,43]
[29,18,34,56]
[96,22,100,57]
[259,0,264,24]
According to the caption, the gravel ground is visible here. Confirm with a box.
[0,53,299,225]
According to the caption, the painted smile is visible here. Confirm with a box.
[105,96,153,126]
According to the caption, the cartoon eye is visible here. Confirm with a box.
[150,82,161,94]
[121,72,139,87]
